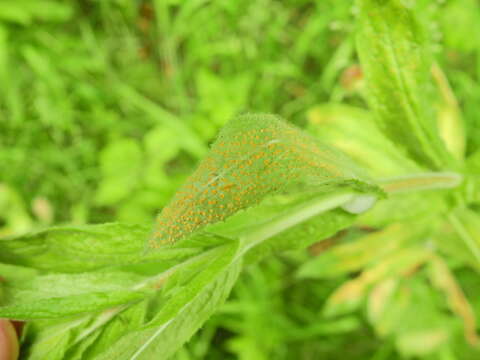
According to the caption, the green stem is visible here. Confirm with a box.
[238,191,356,256]
[379,172,462,194]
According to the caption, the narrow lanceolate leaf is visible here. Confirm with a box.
[0,271,149,319]
[322,246,433,317]
[0,223,201,273]
[465,150,480,205]
[431,64,466,161]
[149,114,381,250]
[356,0,454,169]
[93,246,241,360]
[297,223,427,279]
[446,208,480,267]
[427,256,479,346]
[21,317,94,360]
[19,244,240,360]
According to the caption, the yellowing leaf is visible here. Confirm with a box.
[431,64,466,161]
[367,278,398,324]
[428,256,480,346]
[324,247,431,317]
[298,223,417,279]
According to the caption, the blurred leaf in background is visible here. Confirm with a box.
[0,0,358,229]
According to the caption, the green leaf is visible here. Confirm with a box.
[244,207,355,264]
[0,1,72,25]
[377,278,449,357]
[0,184,33,235]
[149,114,381,250]
[356,0,453,169]
[196,69,252,129]
[13,184,375,357]
[431,64,466,161]
[446,208,480,267]
[427,256,479,346]
[19,244,242,360]
[204,188,372,264]
[357,190,447,228]
[95,139,143,206]
[395,328,449,357]
[0,3,31,24]
[323,247,432,317]
[9,114,385,358]
[144,126,180,164]
[21,317,93,360]
[307,104,420,177]
[143,126,180,188]
[0,223,200,273]
[114,82,207,159]
[439,0,480,53]
[0,271,149,319]
[465,150,480,205]
[0,262,39,282]
[92,248,241,360]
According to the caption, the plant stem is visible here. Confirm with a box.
[238,191,356,256]
[379,172,462,194]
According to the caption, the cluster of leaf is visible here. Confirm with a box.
[188,1,480,357]
[297,0,480,358]
[1,0,480,359]
[0,109,384,358]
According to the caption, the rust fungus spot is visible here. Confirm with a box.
[150,114,357,248]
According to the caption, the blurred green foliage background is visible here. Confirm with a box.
[1,0,480,359]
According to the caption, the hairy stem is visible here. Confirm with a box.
[379,172,462,194]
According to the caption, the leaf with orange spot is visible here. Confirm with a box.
[149,114,382,251]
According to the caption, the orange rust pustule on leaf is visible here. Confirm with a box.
[150,114,359,248]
